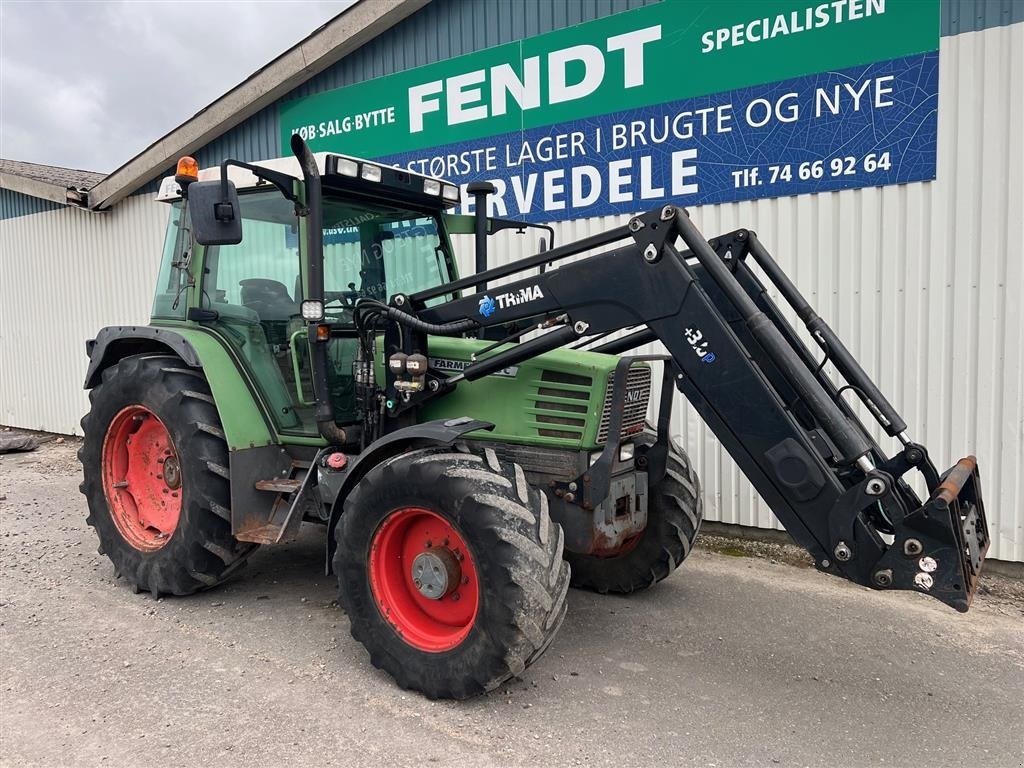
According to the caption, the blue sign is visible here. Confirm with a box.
[379,52,938,224]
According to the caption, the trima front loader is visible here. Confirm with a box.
[80,136,989,699]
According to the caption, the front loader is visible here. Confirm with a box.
[79,137,989,699]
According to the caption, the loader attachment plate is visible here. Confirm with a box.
[879,457,989,613]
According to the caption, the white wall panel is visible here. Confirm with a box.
[0,194,168,435]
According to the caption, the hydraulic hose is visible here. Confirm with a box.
[384,307,478,336]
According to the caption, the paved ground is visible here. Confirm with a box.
[2,439,1022,768]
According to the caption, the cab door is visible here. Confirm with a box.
[196,190,319,439]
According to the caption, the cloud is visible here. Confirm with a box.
[0,0,351,172]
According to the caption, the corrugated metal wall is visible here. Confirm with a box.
[0,4,1019,561]
[453,22,1024,562]
[0,188,64,219]
[0,193,168,431]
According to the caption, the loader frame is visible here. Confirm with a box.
[357,203,988,612]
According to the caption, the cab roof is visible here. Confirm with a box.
[155,152,460,209]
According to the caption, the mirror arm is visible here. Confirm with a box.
[217,159,301,216]
[488,218,555,249]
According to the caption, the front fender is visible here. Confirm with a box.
[324,417,494,573]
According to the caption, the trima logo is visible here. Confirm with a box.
[495,285,544,309]
[478,285,545,317]
[478,295,496,318]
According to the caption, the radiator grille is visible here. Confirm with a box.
[598,366,652,444]
[533,370,592,441]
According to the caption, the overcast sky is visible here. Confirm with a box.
[0,0,353,172]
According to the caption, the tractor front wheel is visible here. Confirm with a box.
[335,448,570,699]
[79,354,256,596]
[566,433,703,594]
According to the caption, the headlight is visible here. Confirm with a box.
[619,443,635,462]
[301,300,324,321]
[423,179,441,196]
[361,164,382,182]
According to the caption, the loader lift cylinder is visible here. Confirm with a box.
[744,234,908,438]
[668,211,873,468]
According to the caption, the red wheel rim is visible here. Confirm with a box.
[368,507,479,652]
[101,405,182,551]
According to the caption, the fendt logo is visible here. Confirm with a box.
[478,285,545,318]
[624,389,645,404]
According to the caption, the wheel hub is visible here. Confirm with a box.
[162,455,181,490]
[411,548,461,600]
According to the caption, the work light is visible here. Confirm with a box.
[441,184,459,202]
[301,300,324,321]
[361,164,382,182]
[423,179,441,196]
[336,158,359,177]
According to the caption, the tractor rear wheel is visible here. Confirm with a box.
[566,433,703,594]
[79,354,256,596]
[335,447,570,699]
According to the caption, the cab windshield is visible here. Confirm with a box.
[199,190,455,326]
[321,196,455,313]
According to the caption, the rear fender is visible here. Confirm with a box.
[324,418,494,573]
[84,326,201,389]
[84,325,275,451]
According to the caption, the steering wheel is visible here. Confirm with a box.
[324,282,360,308]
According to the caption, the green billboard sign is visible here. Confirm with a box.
[279,0,939,222]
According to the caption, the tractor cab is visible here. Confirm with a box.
[153,153,462,440]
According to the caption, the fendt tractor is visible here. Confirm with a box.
[80,135,989,699]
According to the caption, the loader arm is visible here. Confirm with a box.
[381,205,988,612]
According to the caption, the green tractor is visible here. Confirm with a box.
[80,137,988,699]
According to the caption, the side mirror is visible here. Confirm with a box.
[187,180,242,246]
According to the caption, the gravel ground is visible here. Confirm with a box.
[2,437,1022,768]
